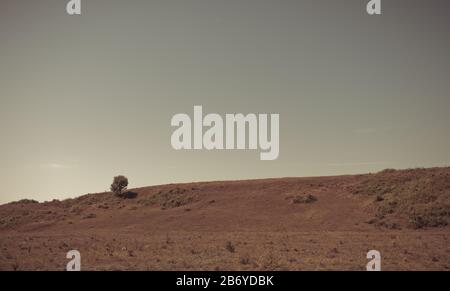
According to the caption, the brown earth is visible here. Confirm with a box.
[0,167,449,270]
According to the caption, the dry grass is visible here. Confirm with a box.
[350,168,450,229]
[137,187,198,209]
[1,167,449,270]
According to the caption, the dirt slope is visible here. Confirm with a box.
[0,167,449,270]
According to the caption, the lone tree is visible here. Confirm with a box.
[111,175,128,197]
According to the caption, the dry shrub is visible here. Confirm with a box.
[350,168,450,229]
[138,188,197,209]
[225,241,235,253]
[292,194,317,204]
[111,175,129,197]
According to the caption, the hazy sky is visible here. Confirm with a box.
[1,0,450,204]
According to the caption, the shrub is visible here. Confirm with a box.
[225,241,235,253]
[292,194,317,204]
[240,257,251,265]
[110,175,129,197]
[13,199,38,205]
[409,213,448,229]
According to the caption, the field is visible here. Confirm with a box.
[1,167,449,270]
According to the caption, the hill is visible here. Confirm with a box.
[0,167,449,270]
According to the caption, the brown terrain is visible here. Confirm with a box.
[0,167,449,271]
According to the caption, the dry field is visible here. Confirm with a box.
[1,167,449,270]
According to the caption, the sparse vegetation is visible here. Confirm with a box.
[111,175,129,197]
[375,195,384,202]
[12,199,39,205]
[256,250,283,271]
[225,241,235,253]
[239,256,251,265]
[137,187,198,209]
[1,167,449,270]
[350,168,450,229]
[409,208,448,229]
[83,213,96,219]
[292,194,317,204]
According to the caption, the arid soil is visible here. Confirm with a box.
[1,167,449,270]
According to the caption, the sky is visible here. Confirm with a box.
[1,0,450,204]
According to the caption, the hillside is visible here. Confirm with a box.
[0,167,449,270]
